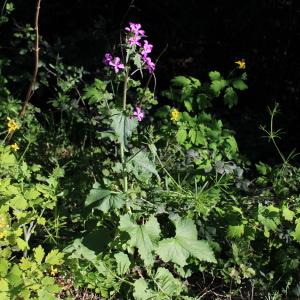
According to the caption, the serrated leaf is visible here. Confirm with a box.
[282,206,295,222]
[154,267,183,296]
[227,224,244,238]
[233,79,248,91]
[45,249,64,265]
[226,136,238,153]
[16,238,28,251]
[133,278,153,300]
[83,79,112,104]
[131,150,158,180]
[208,71,221,81]
[210,79,227,96]
[176,129,187,144]
[157,217,216,267]
[85,182,125,212]
[34,245,45,265]
[224,87,238,108]
[0,278,9,292]
[292,220,300,243]
[119,214,161,266]
[111,110,138,150]
[114,252,131,275]
[0,258,9,277]
[10,195,27,210]
[171,76,191,87]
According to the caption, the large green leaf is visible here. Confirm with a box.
[119,214,161,266]
[114,252,131,275]
[210,79,227,96]
[133,278,154,300]
[130,150,158,181]
[111,110,138,150]
[85,182,125,213]
[157,216,216,266]
[154,267,183,297]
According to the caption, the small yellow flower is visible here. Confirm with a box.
[7,117,20,133]
[50,266,58,276]
[170,109,180,122]
[235,59,246,69]
[0,231,7,239]
[10,143,20,152]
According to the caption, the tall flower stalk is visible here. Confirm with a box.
[103,22,155,209]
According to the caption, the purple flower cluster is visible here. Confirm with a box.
[102,22,155,74]
[125,22,155,74]
[103,53,124,73]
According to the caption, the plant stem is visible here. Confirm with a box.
[121,71,129,194]
[20,0,41,118]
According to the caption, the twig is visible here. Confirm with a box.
[19,0,41,118]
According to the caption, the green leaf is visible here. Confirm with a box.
[157,217,216,267]
[171,76,191,87]
[210,79,227,96]
[85,182,125,212]
[226,136,238,153]
[45,249,64,265]
[133,278,153,300]
[114,252,131,275]
[227,224,244,238]
[154,267,183,297]
[183,100,193,112]
[292,220,300,243]
[282,206,295,222]
[208,71,221,81]
[16,238,28,251]
[131,150,158,180]
[111,110,138,150]
[119,214,161,266]
[34,245,45,265]
[233,79,248,91]
[10,195,27,210]
[0,258,9,277]
[176,129,187,144]
[83,79,112,104]
[224,87,238,108]
[0,278,9,292]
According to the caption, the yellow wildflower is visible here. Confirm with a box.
[0,231,7,239]
[170,109,180,122]
[10,143,20,152]
[235,59,246,69]
[50,266,58,276]
[7,117,20,133]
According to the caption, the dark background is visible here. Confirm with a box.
[5,0,300,164]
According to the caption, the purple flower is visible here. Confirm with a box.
[133,106,144,122]
[141,40,153,58]
[103,53,113,65]
[128,35,142,47]
[142,56,155,73]
[109,57,124,73]
[125,22,145,37]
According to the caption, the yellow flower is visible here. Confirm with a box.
[10,143,20,152]
[170,109,180,122]
[235,59,246,69]
[0,231,7,239]
[50,266,58,276]
[7,117,20,133]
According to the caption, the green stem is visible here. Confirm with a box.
[121,71,129,202]
[269,108,286,163]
